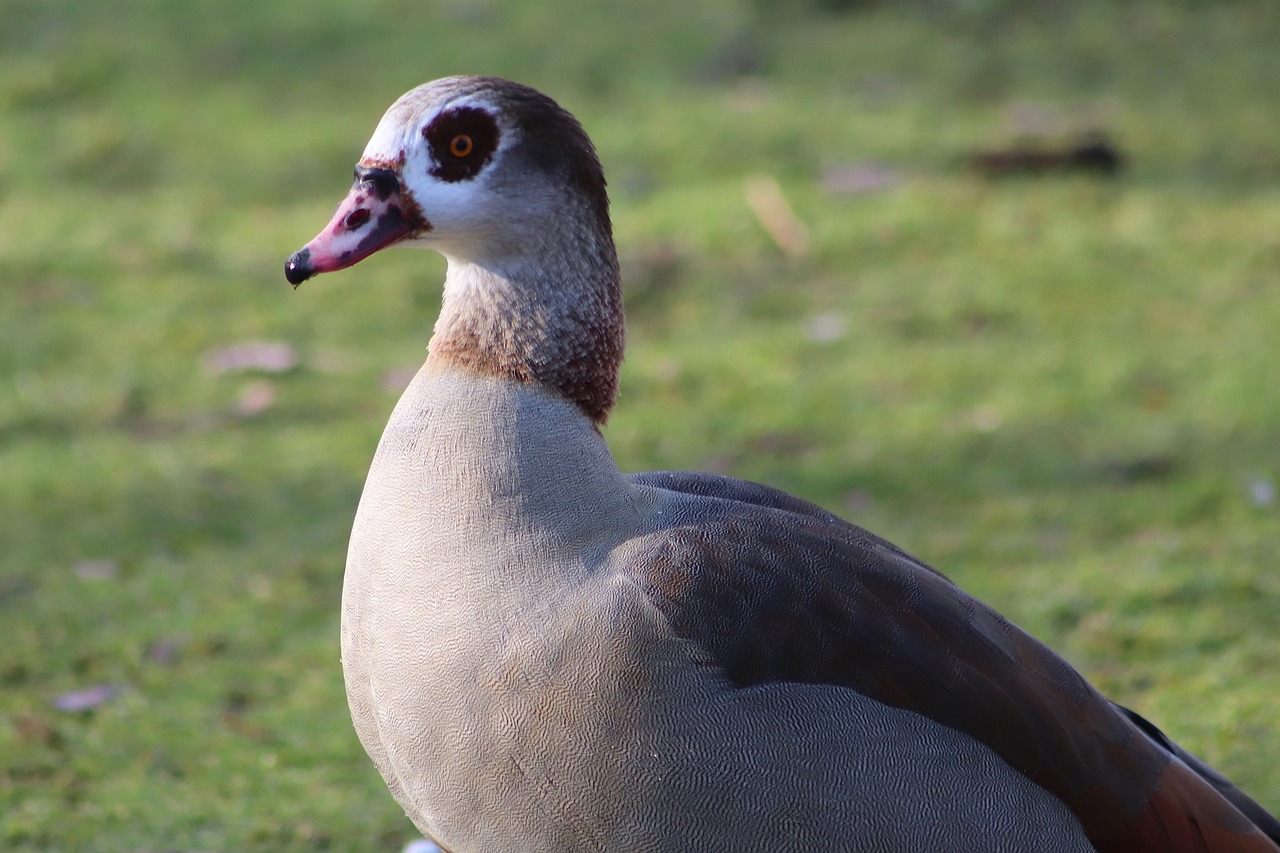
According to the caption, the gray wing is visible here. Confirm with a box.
[623,470,1280,852]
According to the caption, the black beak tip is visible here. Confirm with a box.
[285,248,313,288]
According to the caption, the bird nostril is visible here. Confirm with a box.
[345,208,371,230]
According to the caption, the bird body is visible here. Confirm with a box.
[287,76,1279,852]
[340,370,1093,851]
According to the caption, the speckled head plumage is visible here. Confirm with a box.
[286,76,622,423]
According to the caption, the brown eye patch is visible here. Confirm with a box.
[423,107,499,182]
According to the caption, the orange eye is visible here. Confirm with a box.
[449,135,474,158]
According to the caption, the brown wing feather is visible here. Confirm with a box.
[1116,703,1280,844]
[624,470,1279,852]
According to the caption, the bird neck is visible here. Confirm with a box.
[427,226,624,426]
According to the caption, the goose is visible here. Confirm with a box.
[285,76,1279,852]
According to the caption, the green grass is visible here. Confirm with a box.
[3,0,1279,849]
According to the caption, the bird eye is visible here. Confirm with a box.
[449,135,474,158]
[422,107,497,182]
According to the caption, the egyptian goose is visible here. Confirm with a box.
[285,76,1278,852]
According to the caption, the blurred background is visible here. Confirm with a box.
[2,0,1278,849]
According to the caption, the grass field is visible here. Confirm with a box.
[2,0,1278,849]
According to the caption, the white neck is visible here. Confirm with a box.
[357,368,639,588]
[423,195,623,425]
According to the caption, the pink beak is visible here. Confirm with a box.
[285,166,426,287]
